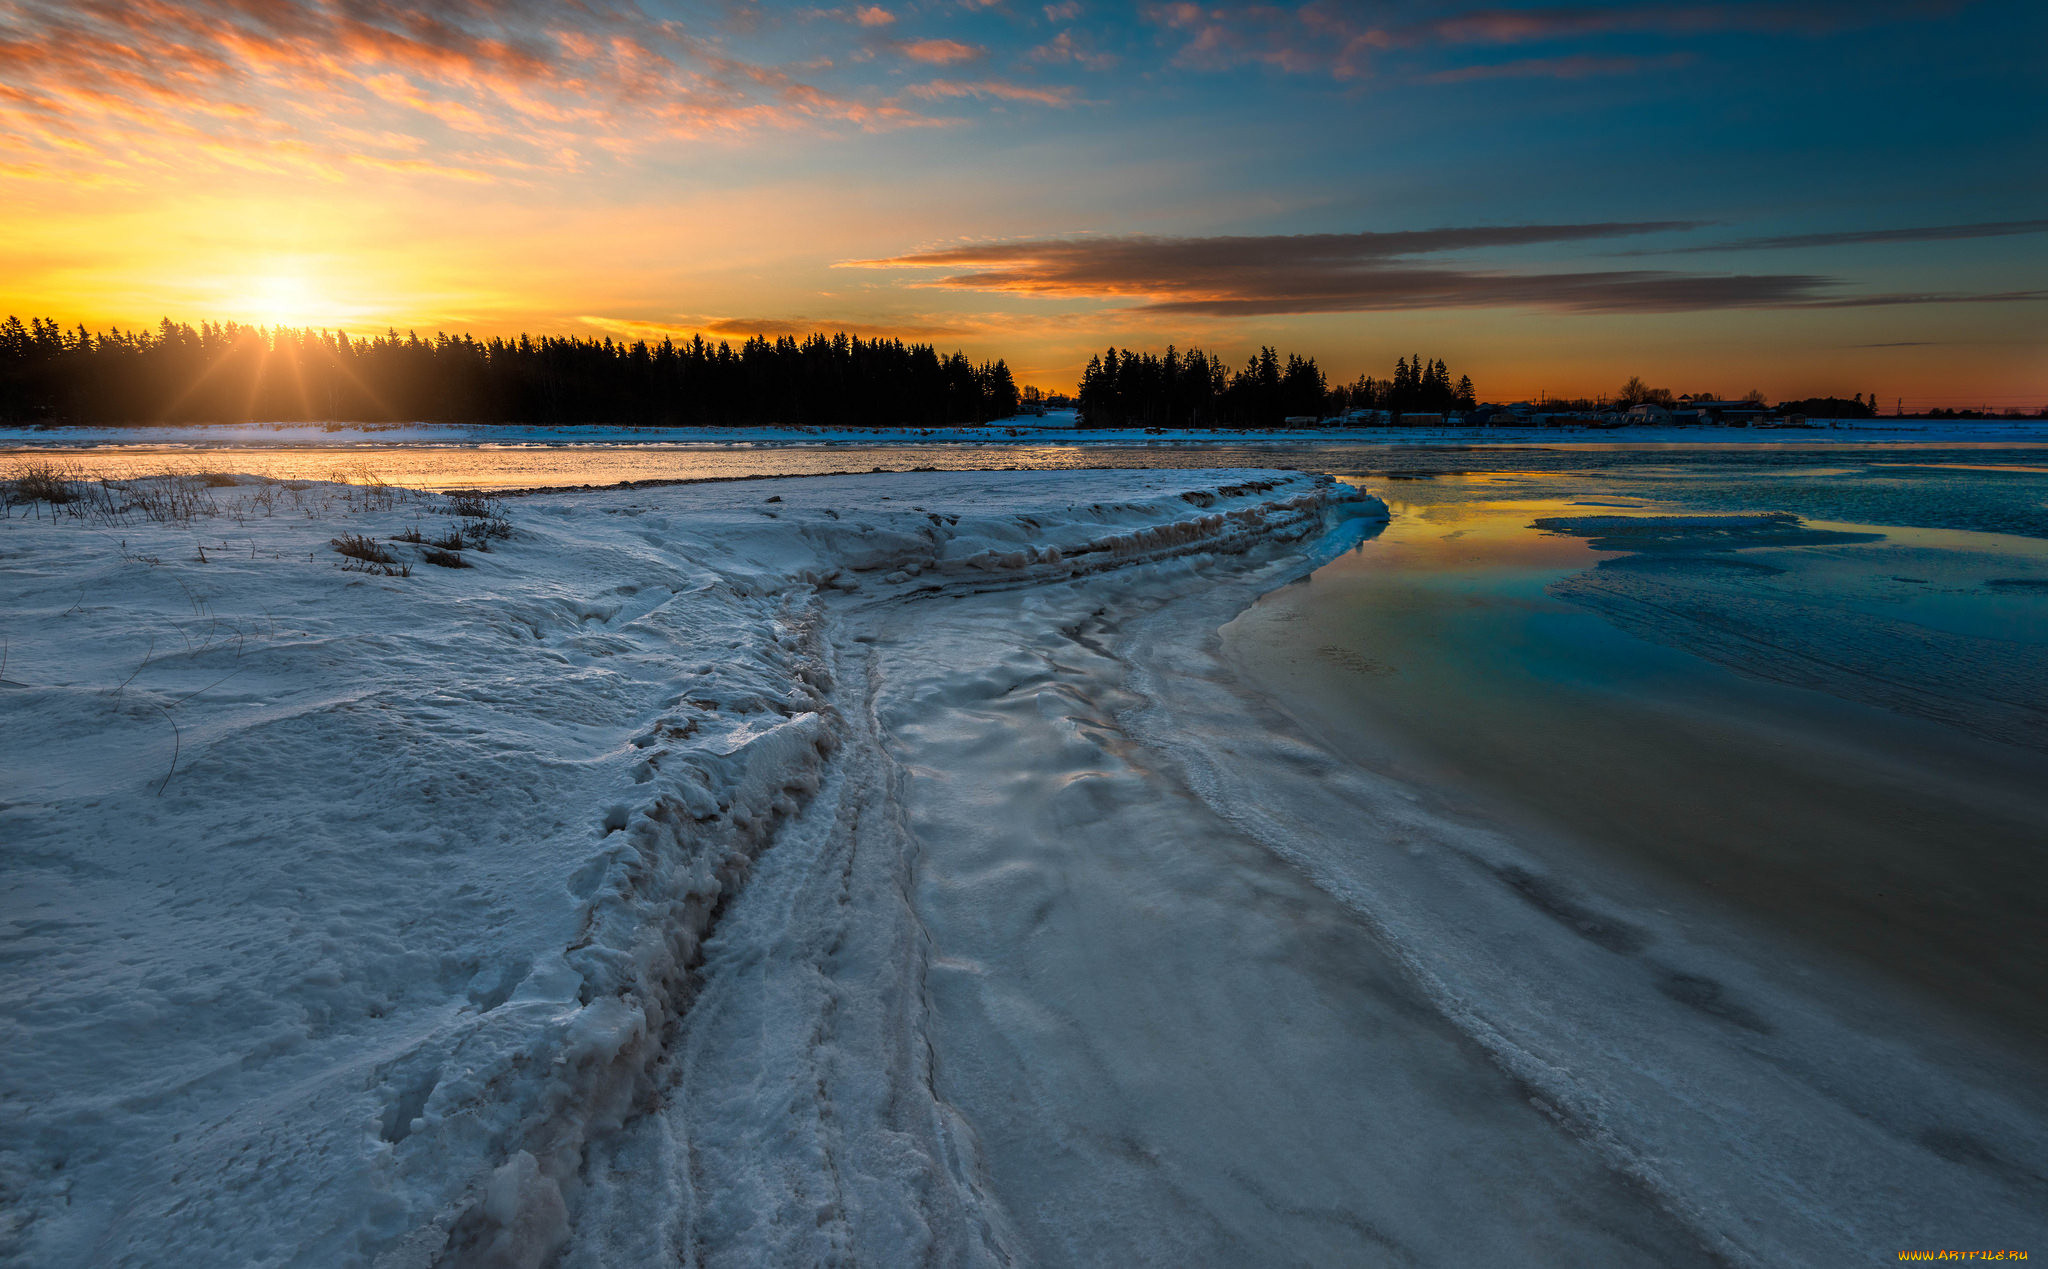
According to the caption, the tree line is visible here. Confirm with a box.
[0,318,1021,427]
[1078,346,1476,429]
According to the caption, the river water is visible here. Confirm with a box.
[1224,471,2048,1048]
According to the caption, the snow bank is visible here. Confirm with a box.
[0,467,1370,1266]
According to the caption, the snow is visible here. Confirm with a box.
[7,459,2043,1266]
[0,467,1371,1266]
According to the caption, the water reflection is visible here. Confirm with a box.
[1226,472,2048,1045]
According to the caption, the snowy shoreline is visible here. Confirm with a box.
[0,467,1373,1265]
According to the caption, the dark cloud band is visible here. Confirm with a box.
[853,225,2046,314]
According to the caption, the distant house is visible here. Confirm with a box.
[1282,415,1320,427]
[1625,403,1674,425]
[1685,399,1779,426]
[1342,408,1391,426]
[1398,412,1446,427]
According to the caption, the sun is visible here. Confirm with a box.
[247,273,318,327]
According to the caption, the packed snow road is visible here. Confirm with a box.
[561,548,1715,1266]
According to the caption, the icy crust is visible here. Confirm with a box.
[1533,512,1801,533]
[0,467,1368,1267]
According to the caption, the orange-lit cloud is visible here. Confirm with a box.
[895,38,986,65]
[581,313,987,342]
[902,79,1078,106]
[0,0,934,185]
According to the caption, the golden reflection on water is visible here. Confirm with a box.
[0,443,1148,490]
[1339,476,1629,572]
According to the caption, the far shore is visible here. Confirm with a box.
[6,415,2048,453]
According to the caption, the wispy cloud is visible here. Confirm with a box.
[1143,0,1966,81]
[894,37,987,65]
[0,0,936,182]
[1669,219,2048,252]
[848,225,2046,314]
[581,313,992,341]
[902,78,1078,105]
[1423,51,1692,82]
[1031,30,1120,70]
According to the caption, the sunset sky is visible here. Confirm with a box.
[2,0,2042,404]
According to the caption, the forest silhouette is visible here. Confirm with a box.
[1078,346,1475,428]
[0,318,1021,427]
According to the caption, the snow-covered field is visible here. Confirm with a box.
[0,468,1378,1266]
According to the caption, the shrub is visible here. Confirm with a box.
[445,491,502,519]
[9,459,79,505]
[422,548,469,569]
[441,490,511,547]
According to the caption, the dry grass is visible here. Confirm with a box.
[9,458,81,505]
[331,533,396,564]
[8,466,501,584]
[439,489,512,548]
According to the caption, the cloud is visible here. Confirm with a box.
[1423,52,1692,82]
[1671,218,2048,252]
[0,0,939,182]
[1142,0,1966,81]
[580,313,986,341]
[1031,30,1120,69]
[1413,2,1928,44]
[903,78,1078,105]
[895,38,986,65]
[847,225,2046,314]
[855,6,897,26]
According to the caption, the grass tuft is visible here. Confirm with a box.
[8,458,80,505]
[330,533,396,564]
